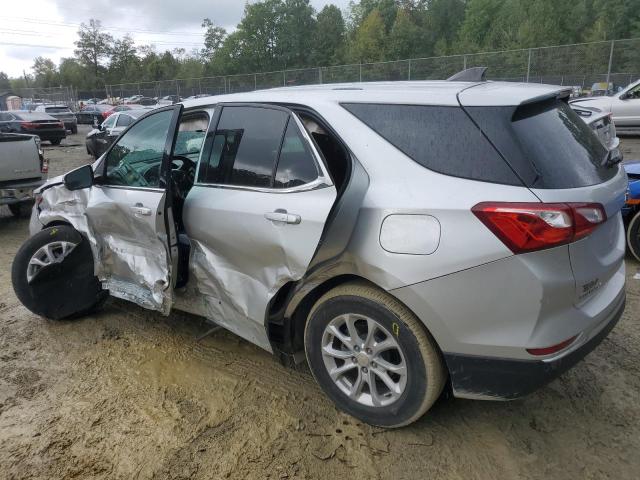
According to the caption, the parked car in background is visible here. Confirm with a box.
[85,109,147,158]
[34,105,78,134]
[123,95,144,104]
[623,162,640,261]
[0,132,47,217]
[0,111,66,145]
[76,104,114,125]
[571,104,620,152]
[571,79,640,132]
[14,79,627,427]
[157,95,181,105]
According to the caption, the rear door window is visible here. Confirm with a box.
[274,119,319,188]
[342,103,521,185]
[465,99,613,189]
[202,106,288,187]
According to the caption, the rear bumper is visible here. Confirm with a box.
[0,178,44,205]
[24,129,66,141]
[444,292,625,400]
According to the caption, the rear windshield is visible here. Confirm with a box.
[13,112,54,121]
[45,107,71,113]
[465,99,614,189]
[342,103,522,185]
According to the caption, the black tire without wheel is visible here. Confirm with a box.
[8,201,33,218]
[12,226,107,320]
[305,282,446,428]
[627,210,640,262]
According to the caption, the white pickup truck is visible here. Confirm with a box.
[0,133,47,217]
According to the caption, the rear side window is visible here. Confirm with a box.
[203,106,288,188]
[342,103,521,185]
[274,119,319,188]
[465,100,614,189]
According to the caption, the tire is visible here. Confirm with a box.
[627,210,640,262]
[305,282,446,428]
[8,201,34,218]
[71,125,78,134]
[11,226,107,320]
[50,139,61,145]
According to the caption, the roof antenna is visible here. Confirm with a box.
[447,67,488,82]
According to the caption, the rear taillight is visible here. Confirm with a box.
[472,202,606,254]
[40,156,48,174]
[20,121,39,129]
[526,335,578,356]
[103,111,112,119]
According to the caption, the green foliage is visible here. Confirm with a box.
[313,5,346,65]
[0,72,11,91]
[10,0,640,91]
[349,9,388,62]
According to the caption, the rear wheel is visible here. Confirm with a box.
[71,125,78,134]
[627,210,640,262]
[8,201,33,218]
[12,226,107,320]
[304,282,446,428]
[50,139,61,145]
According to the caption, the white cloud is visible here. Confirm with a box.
[0,0,351,78]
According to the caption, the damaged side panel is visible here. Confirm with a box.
[37,183,173,314]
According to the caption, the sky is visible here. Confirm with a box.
[0,0,351,78]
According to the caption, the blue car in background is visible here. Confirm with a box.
[624,161,640,261]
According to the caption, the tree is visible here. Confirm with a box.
[59,58,87,89]
[277,0,316,68]
[0,72,10,91]
[74,19,114,84]
[201,18,227,62]
[32,57,60,87]
[388,8,421,59]
[313,5,346,65]
[348,0,398,33]
[108,35,138,83]
[349,9,388,62]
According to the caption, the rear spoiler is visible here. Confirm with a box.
[447,67,488,82]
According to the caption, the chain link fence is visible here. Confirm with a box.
[97,37,640,101]
[9,86,77,109]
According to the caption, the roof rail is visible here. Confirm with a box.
[447,67,488,82]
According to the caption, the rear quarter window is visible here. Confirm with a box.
[341,103,522,185]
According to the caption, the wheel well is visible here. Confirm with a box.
[42,220,73,229]
[267,274,381,364]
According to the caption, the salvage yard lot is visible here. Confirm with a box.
[1,127,640,479]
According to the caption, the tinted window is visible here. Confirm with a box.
[116,114,133,127]
[342,103,521,185]
[466,99,614,189]
[104,109,173,188]
[274,119,318,188]
[102,115,117,129]
[45,107,71,113]
[203,106,288,187]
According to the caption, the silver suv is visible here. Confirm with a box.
[12,81,627,427]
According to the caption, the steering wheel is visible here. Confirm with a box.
[171,155,194,171]
[170,155,196,201]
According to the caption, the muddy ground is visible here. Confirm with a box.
[1,127,639,479]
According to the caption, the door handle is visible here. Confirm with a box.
[264,211,301,224]
[130,204,152,216]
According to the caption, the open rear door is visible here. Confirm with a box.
[182,103,337,350]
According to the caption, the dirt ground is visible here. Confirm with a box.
[1,127,640,480]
